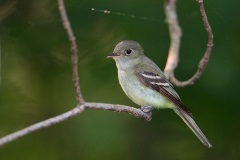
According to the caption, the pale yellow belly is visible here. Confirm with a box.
[118,70,175,109]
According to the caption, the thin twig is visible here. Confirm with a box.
[85,103,151,121]
[58,0,84,104]
[0,0,152,147]
[0,0,213,147]
[164,0,182,79]
[0,103,150,146]
[164,0,213,87]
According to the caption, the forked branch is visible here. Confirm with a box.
[164,0,213,87]
[0,0,213,147]
[0,0,151,147]
[58,0,84,104]
[0,103,151,146]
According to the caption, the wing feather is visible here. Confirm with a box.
[136,69,192,116]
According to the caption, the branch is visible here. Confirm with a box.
[0,0,213,147]
[163,0,182,79]
[0,0,151,147]
[164,0,213,87]
[58,0,84,104]
[0,103,151,146]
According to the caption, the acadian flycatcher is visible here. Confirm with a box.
[107,40,211,148]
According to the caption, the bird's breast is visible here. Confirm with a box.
[117,69,170,108]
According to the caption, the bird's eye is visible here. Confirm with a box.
[125,49,132,55]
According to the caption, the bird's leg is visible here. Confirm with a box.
[141,106,153,121]
[141,106,153,113]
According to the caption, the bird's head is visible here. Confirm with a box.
[107,40,144,60]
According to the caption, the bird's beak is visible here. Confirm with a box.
[107,52,120,58]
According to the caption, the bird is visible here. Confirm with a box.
[107,40,212,148]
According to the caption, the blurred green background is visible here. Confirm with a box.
[0,0,240,159]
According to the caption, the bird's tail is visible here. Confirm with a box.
[173,108,212,148]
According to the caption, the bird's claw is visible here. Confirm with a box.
[141,106,153,113]
[140,106,153,121]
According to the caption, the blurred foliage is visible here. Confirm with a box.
[0,0,240,159]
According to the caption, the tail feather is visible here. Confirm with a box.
[174,108,212,148]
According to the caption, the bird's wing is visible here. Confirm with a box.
[136,69,192,116]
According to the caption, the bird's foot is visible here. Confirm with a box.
[141,106,153,113]
[141,106,153,121]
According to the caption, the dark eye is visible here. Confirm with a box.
[126,49,132,55]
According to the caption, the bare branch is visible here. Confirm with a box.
[85,103,151,121]
[0,0,213,147]
[164,0,213,87]
[163,0,182,79]
[0,103,151,146]
[0,105,85,146]
[58,0,84,104]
